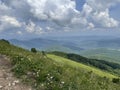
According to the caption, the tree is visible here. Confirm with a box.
[31,48,37,53]
[42,51,46,56]
[40,51,47,58]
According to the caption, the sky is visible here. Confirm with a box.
[0,0,120,39]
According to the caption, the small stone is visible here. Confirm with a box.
[0,85,3,89]
[2,70,5,71]
[12,82,15,86]
[8,83,11,87]
[6,78,9,80]
[14,80,19,84]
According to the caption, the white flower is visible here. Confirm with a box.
[61,81,65,84]
[50,76,53,79]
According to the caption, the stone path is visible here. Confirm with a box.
[0,55,32,90]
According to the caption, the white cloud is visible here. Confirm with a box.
[82,3,93,17]
[70,17,88,28]
[87,23,95,29]
[46,26,53,31]
[17,31,22,35]
[25,20,35,33]
[35,26,44,34]
[27,0,85,27]
[0,0,120,37]
[82,0,120,28]
[0,15,21,27]
[0,1,11,13]
[93,9,119,27]
[25,20,44,34]
[0,15,21,31]
[86,0,120,10]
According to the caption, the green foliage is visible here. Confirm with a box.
[12,56,32,77]
[112,78,120,84]
[0,40,120,90]
[31,48,37,53]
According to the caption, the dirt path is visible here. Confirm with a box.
[0,55,32,90]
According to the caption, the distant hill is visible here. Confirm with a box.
[10,36,120,51]
[9,38,84,53]
[80,48,120,64]
[46,36,120,49]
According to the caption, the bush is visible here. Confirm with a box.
[112,78,120,83]
[31,48,37,53]
[11,56,30,76]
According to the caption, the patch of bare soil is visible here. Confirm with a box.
[0,55,32,90]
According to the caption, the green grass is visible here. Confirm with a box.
[47,54,117,79]
[0,40,120,90]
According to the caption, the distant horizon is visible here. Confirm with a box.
[1,34,120,41]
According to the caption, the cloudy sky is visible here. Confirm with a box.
[0,0,120,39]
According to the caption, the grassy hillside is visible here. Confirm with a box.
[0,39,120,90]
[50,51,120,76]
[47,54,116,78]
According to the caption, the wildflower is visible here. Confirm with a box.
[61,81,65,84]
[50,76,53,79]
[41,84,44,86]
